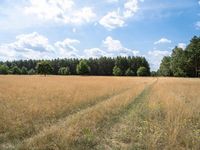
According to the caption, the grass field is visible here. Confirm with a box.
[0,76,199,150]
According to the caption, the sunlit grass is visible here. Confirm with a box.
[0,76,199,149]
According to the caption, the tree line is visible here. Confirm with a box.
[0,56,150,76]
[158,36,200,77]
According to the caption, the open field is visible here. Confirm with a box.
[0,76,199,150]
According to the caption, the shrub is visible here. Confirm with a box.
[36,61,52,76]
[0,65,9,74]
[151,71,157,77]
[28,69,36,75]
[76,60,90,75]
[125,68,135,76]
[137,67,148,76]
[173,68,186,77]
[21,67,28,75]
[58,67,71,75]
[113,66,123,76]
[11,66,21,74]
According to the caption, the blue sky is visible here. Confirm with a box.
[0,0,200,70]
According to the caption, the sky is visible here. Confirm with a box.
[0,0,200,71]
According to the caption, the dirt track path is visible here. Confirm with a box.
[95,78,158,150]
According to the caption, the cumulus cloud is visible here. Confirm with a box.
[103,36,124,51]
[54,38,80,58]
[25,0,96,25]
[195,21,200,29]
[154,38,172,45]
[84,48,109,58]
[123,0,139,18]
[103,36,139,56]
[84,36,139,58]
[99,10,125,30]
[147,50,171,71]
[99,0,140,30]
[0,32,81,61]
[178,43,186,50]
[0,32,55,61]
[106,0,119,3]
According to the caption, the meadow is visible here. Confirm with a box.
[0,76,199,150]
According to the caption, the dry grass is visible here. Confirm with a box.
[0,76,199,150]
[100,78,200,150]
[147,78,200,150]
[0,75,153,149]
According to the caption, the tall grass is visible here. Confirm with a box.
[0,75,153,149]
[100,78,200,150]
[0,76,199,149]
[147,78,200,149]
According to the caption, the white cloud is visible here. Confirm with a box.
[148,50,170,57]
[84,36,139,58]
[195,21,200,29]
[154,38,172,45]
[25,0,96,25]
[0,32,81,61]
[103,36,123,51]
[106,0,119,3]
[147,50,171,71]
[54,38,80,58]
[103,36,139,56]
[123,0,139,18]
[99,10,125,30]
[99,0,140,30]
[178,43,186,50]
[84,48,109,58]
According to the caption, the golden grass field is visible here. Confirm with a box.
[0,76,199,150]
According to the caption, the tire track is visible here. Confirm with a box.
[14,85,144,148]
[95,78,158,150]
[16,80,154,149]
[0,87,131,148]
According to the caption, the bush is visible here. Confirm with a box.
[151,71,157,77]
[36,61,52,75]
[113,66,123,76]
[0,65,9,74]
[58,67,71,75]
[28,69,36,75]
[21,67,28,75]
[125,68,135,76]
[137,67,148,76]
[76,60,90,75]
[173,68,186,77]
[11,66,21,74]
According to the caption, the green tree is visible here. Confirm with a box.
[171,47,187,77]
[0,65,9,74]
[185,36,200,77]
[21,66,28,75]
[28,69,36,75]
[173,68,186,77]
[11,66,21,74]
[76,60,90,75]
[113,66,123,76]
[151,71,157,77]
[36,61,52,76]
[58,67,71,75]
[159,56,172,76]
[125,68,135,76]
[137,67,148,76]
[115,57,129,75]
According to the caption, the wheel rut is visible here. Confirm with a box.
[95,78,158,150]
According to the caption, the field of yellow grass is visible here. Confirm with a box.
[0,76,199,150]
